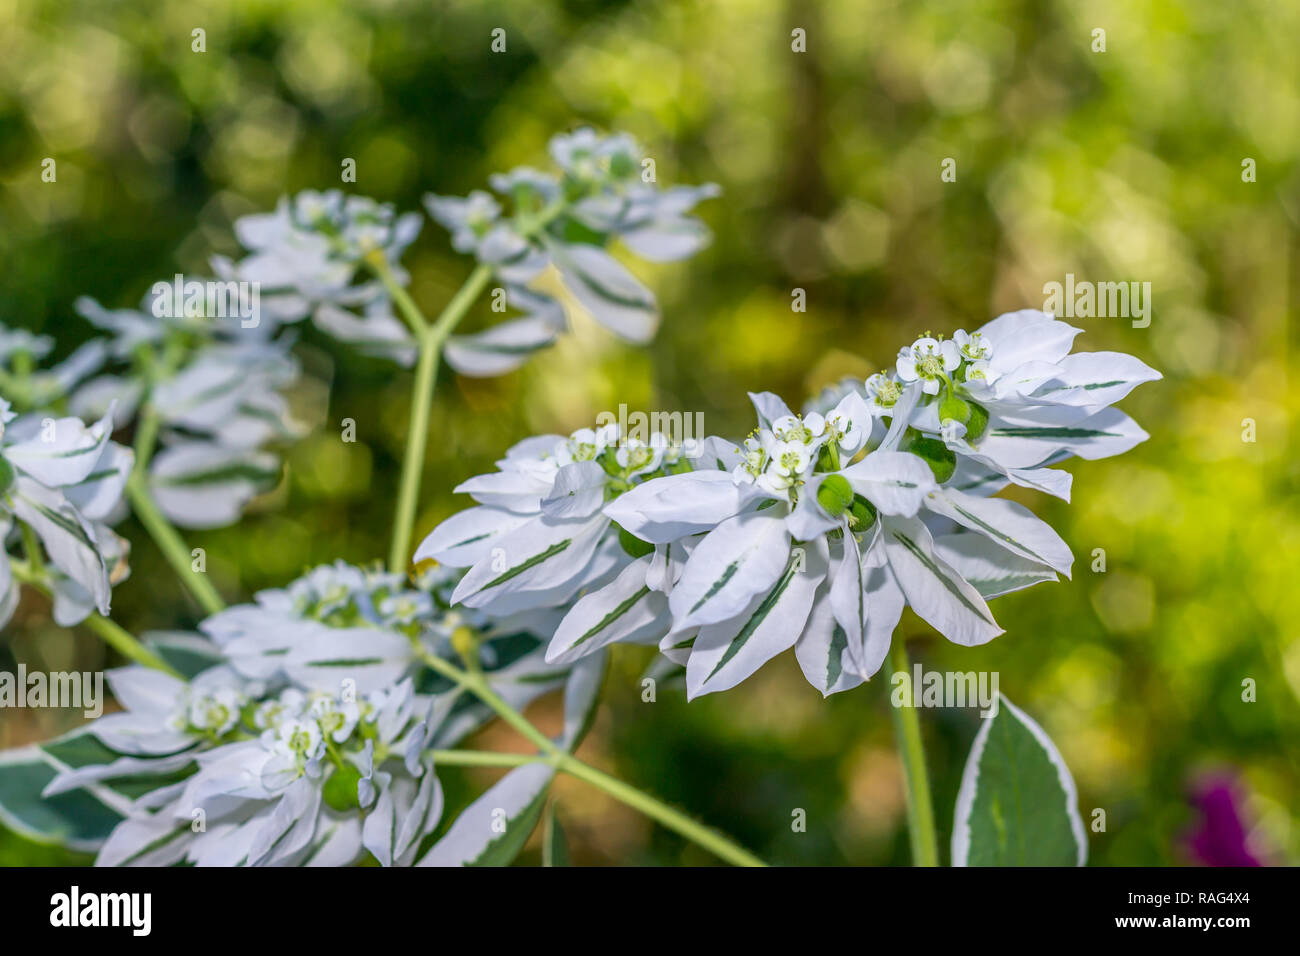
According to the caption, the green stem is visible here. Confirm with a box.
[81,612,183,678]
[429,749,545,769]
[417,649,766,867]
[126,407,225,617]
[8,557,181,678]
[889,638,939,866]
[385,262,494,573]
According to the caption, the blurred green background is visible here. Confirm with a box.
[1,0,1297,866]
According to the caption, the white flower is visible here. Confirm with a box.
[896,336,961,395]
[542,316,1158,699]
[953,329,993,362]
[422,128,719,369]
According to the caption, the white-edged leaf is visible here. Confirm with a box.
[417,763,554,867]
[952,694,1087,867]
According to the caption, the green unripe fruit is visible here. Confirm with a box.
[616,522,655,558]
[848,494,878,532]
[322,763,363,812]
[816,474,855,517]
[964,401,989,443]
[939,393,971,426]
[900,429,956,484]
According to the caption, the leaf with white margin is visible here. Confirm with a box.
[668,510,791,632]
[1032,351,1162,410]
[141,631,226,680]
[559,648,608,750]
[952,694,1087,866]
[794,594,863,696]
[975,310,1081,377]
[932,533,1058,599]
[685,540,826,699]
[926,488,1073,576]
[313,302,416,367]
[415,505,530,568]
[747,391,795,430]
[603,470,752,544]
[445,316,558,377]
[541,460,608,519]
[882,516,1002,647]
[283,626,417,695]
[364,772,444,867]
[451,513,607,610]
[247,776,322,866]
[546,240,659,343]
[841,450,936,516]
[827,531,903,685]
[148,442,280,530]
[417,762,554,867]
[0,725,195,853]
[10,478,109,614]
[4,410,113,487]
[879,382,923,451]
[547,556,667,665]
[979,407,1149,468]
[59,442,132,522]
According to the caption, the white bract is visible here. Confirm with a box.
[416,421,728,626]
[424,310,1162,698]
[62,671,445,867]
[425,128,719,375]
[0,398,133,627]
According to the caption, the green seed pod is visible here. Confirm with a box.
[849,493,878,531]
[939,393,971,425]
[965,401,990,443]
[322,764,363,812]
[616,522,655,558]
[901,429,956,484]
[815,474,855,516]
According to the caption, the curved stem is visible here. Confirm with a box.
[8,557,181,678]
[416,649,767,867]
[429,749,544,769]
[384,262,494,573]
[889,638,939,866]
[81,612,183,679]
[126,473,225,617]
[126,405,225,617]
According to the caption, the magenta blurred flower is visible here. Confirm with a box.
[1184,774,1264,867]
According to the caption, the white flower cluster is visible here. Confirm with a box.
[0,292,303,534]
[425,127,719,375]
[0,397,133,627]
[48,665,441,867]
[40,559,592,866]
[430,310,1160,698]
[416,419,718,627]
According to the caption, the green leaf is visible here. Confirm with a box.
[542,802,569,867]
[142,631,225,680]
[0,731,130,852]
[952,694,1087,866]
